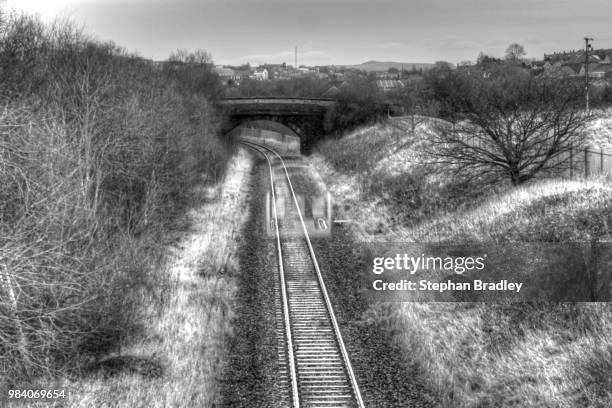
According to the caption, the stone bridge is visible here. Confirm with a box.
[218,97,336,151]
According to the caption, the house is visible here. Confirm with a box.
[376,79,405,92]
[590,64,612,78]
[579,63,612,78]
[402,73,424,83]
[565,63,583,74]
[261,63,288,80]
[214,66,236,79]
[544,48,612,65]
[253,68,269,81]
[544,63,578,77]
[233,69,252,80]
[375,71,401,80]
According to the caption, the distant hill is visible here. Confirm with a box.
[341,60,434,72]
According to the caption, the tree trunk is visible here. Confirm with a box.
[509,167,522,185]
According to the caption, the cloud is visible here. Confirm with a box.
[375,42,413,51]
[3,0,80,20]
[436,38,484,50]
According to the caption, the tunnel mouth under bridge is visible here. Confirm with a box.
[229,120,302,154]
[227,120,300,138]
[219,97,336,154]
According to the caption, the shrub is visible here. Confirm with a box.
[323,77,387,135]
[0,12,230,383]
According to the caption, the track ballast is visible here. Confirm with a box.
[241,140,364,408]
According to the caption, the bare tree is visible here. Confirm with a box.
[168,48,212,64]
[164,48,223,101]
[427,66,591,185]
[504,43,526,62]
[388,80,439,142]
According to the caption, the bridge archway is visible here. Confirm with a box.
[228,120,302,153]
[226,119,302,139]
[226,119,300,139]
[219,97,335,153]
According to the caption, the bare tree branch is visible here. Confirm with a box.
[425,66,591,185]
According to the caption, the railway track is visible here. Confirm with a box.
[241,140,365,408]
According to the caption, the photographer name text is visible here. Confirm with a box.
[371,254,523,293]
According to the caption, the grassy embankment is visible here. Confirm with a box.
[312,117,612,407]
[0,11,250,407]
[49,149,254,408]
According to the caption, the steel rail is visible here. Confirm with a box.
[241,139,365,408]
[241,142,301,408]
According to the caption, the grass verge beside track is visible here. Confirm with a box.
[219,150,285,407]
[12,148,255,408]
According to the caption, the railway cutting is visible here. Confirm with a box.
[241,140,364,408]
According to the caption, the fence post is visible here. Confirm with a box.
[585,148,590,178]
[569,147,573,179]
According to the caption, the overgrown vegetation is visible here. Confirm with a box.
[313,118,612,406]
[316,122,498,229]
[228,73,389,136]
[392,179,612,407]
[404,178,612,242]
[323,75,388,135]
[56,150,254,407]
[0,12,230,385]
[227,76,331,99]
[425,64,591,185]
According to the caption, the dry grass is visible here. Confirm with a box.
[402,178,612,243]
[588,108,612,148]
[389,180,612,407]
[385,302,612,407]
[357,182,611,407]
[358,179,612,407]
[314,124,612,407]
[313,120,499,236]
[312,122,421,237]
[10,148,254,408]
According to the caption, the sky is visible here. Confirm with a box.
[3,0,612,66]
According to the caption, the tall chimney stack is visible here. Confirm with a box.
[295,46,298,68]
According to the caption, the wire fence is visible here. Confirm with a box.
[388,116,612,179]
[561,146,612,179]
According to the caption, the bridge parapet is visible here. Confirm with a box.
[219,98,335,116]
[219,97,335,106]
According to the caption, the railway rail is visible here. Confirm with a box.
[240,140,365,408]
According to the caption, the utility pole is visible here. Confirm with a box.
[585,37,593,112]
